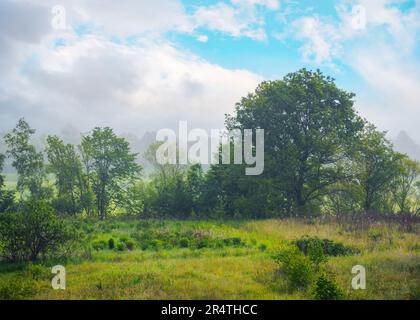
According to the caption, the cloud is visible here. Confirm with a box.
[1,35,262,135]
[0,0,265,136]
[192,0,280,41]
[291,16,339,64]
[197,35,209,43]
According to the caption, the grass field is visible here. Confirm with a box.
[0,218,419,300]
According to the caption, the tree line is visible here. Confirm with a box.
[1,69,419,223]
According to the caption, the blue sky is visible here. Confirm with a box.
[0,0,419,141]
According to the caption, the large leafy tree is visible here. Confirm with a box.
[82,127,141,219]
[226,69,364,215]
[352,125,403,212]
[45,135,84,215]
[4,119,48,200]
[390,157,420,214]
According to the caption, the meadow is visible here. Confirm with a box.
[0,217,419,300]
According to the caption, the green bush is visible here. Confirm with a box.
[125,240,135,251]
[312,274,344,300]
[295,236,356,257]
[0,277,36,300]
[26,264,49,280]
[0,201,75,262]
[108,238,115,250]
[307,240,327,269]
[259,243,268,252]
[116,242,125,252]
[92,240,108,251]
[273,248,315,290]
[179,238,189,248]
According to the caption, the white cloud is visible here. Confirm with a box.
[17,0,193,36]
[197,35,209,43]
[0,0,269,136]
[291,16,339,64]
[192,0,280,41]
[1,34,262,135]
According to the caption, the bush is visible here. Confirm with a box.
[0,201,75,262]
[26,264,50,280]
[259,243,268,252]
[92,240,108,251]
[0,277,36,300]
[125,240,135,251]
[312,274,344,300]
[108,238,115,250]
[306,240,327,269]
[295,236,356,257]
[179,238,189,248]
[273,248,315,290]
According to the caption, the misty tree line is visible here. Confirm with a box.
[1,69,419,223]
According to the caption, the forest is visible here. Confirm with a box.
[0,69,419,300]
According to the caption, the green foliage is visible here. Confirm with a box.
[108,238,115,250]
[0,153,14,212]
[25,264,50,280]
[130,223,249,251]
[390,157,420,214]
[4,118,48,200]
[80,127,142,219]
[225,69,364,215]
[312,273,344,300]
[352,125,403,212]
[273,247,315,290]
[45,135,84,215]
[92,240,108,251]
[0,201,75,262]
[295,236,357,257]
[0,277,36,300]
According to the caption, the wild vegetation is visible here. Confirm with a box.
[0,69,419,300]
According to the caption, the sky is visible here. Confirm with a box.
[0,0,419,141]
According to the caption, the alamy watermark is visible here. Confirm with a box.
[155,121,264,176]
[351,265,366,290]
[51,265,66,290]
[51,5,66,30]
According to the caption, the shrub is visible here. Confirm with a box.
[116,242,125,251]
[307,240,327,269]
[312,274,344,300]
[26,264,49,280]
[125,240,135,251]
[0,277,36,300]
[92,240,107,251]
[259,243,268,252]
[0,201,75,262]
[295,236,356,257]
[179,238,189,248]
[108,238,115,250]
[273,248,315,290]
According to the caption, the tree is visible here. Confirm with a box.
[226,69,364,215]
[187,164,205,214]
[81,127,141,219]
[0,201,74,262]
[45,136,83,215]
[390,157,420,214]
[78,135,96,216]
[0,153,14,212]
[143,142,191,218]
[4,119,48,200]
[352,125,403,212]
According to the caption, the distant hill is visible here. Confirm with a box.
[393,131,420,161]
